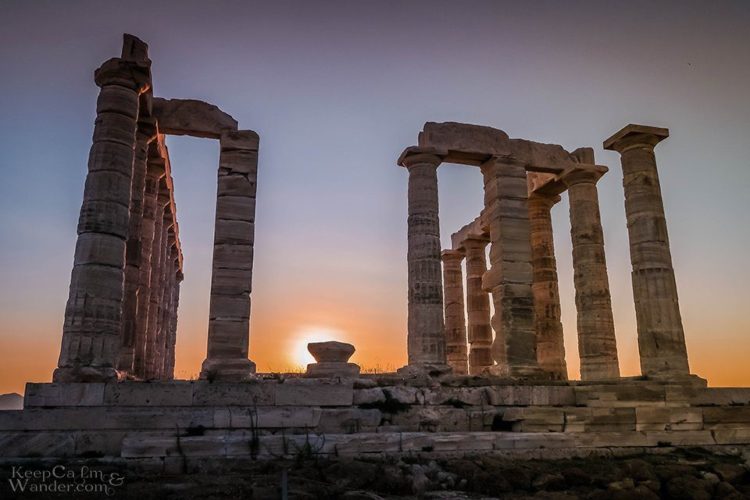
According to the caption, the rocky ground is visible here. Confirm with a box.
[1,447,748,499]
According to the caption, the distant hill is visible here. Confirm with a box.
[0,393,23,410]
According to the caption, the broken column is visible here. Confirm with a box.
[481,157,541,378]
[604,124,690,377]
[463,235,494,375]
[398,147,447,369]
[561,162,620,380]
[54,47,150,382]
[528,192,567,380]
[306,341,360,377]
[200,130,259,380]
[441,250,468,375]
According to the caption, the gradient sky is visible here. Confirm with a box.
[1,0,748,394]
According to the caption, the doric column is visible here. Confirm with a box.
[163,265,182,380]
[441,250,468,375]
[604,124,690,377]
[528,193,568,380]
[463,235,493,375]
[480,157,541,378]
[132,145,165,378]
[200,130,259,380]
[117,115,157,374]
[143,179,169,379]
[560,165,620,380]
[398,147,447,369]
[54,57,149,382]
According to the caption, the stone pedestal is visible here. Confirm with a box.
[305,341,360,378]
[463,236,493,375]
[561,165,620,381]
[54,55,150,383]
[604,124,690,377]
[201,130,259,381]
[480,157,541,378]
[528,193,567,380]
[398,147,448,369]
[441,250,468,375]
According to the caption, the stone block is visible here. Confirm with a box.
[215,195,256,223]
[383,386,420,405]
[192,381,275,405]
[574,383,666,407]
[73,431,127,456]
[230,406,322,429]
[635,407,703,431]
[423,387,487,406]
[24,383,105,407]
[220,129,259,150]
[691,388,750,406]
[317,408,382,433]
[104,381,194,406]
[353,387,385,405]
[0,431,75,457]
[703,407,750,429]
[275,379,353,406]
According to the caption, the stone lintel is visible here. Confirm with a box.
[418,122,578,173]
[603,124,669,152]
[450,216,487,250]
[153,98,238,139]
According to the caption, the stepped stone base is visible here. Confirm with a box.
[1,376,748,461]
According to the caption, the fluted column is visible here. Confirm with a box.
[201,130,259,380]
[441,250,468,375]
[163,265,182,380]
[561,165,620,380]
[54,57,149,382]
[133,147,165,378]
[604,124,690,377]
[143,179,169,379]
[528,193,568,380]
[463,235,493,375]
[117,115,157,374]
[398,148,447,368]
[481,157,541,378]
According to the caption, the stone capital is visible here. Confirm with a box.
[462,234,490,251]
[397,146,444,169]
[94,58,151,93]
[136,116,158,143]
[603,124,669,153]
[441,249,465,263]
[559,165,608,186]
[528,192,562,208]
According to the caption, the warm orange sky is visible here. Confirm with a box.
[1,1,749,394]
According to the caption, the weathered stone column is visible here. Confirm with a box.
[604,124,690,377]
[155,238,176,379]
[133,145,165,378]
[54,56,149,382]
[398,147,447,369]
[117,115,157,374]
[163,265,182,380]
[480,157,541,378]
[200,130,259,380]
[528,193,568,380]
[561,164,620,380]
[463,235,493,375]
[143,179,169,379]
[441,250,468,375]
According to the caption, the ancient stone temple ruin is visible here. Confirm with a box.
[398,122,690,382]
[53,34,259,384]
[0,34,749,467]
